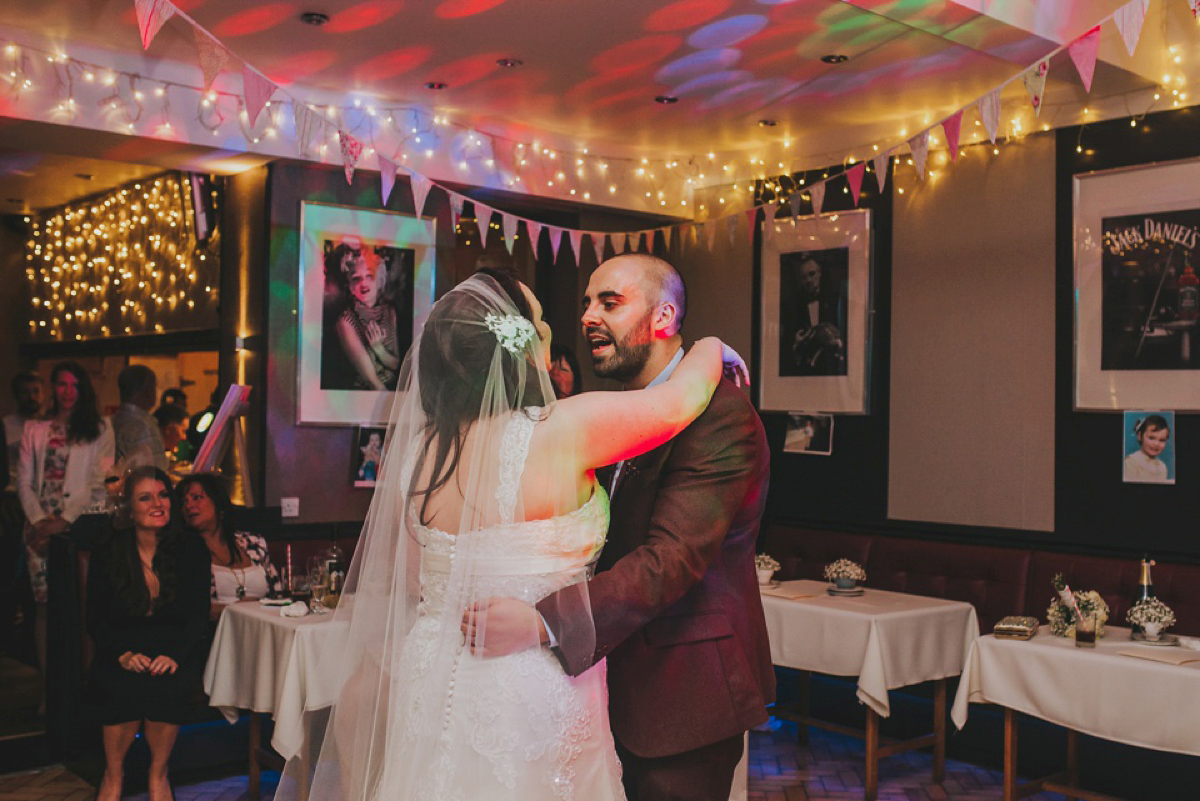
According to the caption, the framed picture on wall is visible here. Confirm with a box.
[351,426,387,487]
[759,208,872,413]
[1074,159,1200,410]
[298,202,436,424]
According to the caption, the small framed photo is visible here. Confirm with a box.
[783,412,833,455]
[352,426,387,488]
[1122,410,1175,484]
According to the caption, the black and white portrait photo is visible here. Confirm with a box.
[778,248,849,377]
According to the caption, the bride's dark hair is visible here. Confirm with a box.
[409,267,549,525]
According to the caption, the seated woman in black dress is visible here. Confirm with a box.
[86,465,210,801]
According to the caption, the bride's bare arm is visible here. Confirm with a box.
[541,337,724,473]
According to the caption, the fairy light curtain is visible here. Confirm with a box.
[24,171,221,341]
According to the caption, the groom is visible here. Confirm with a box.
[479,253,774,801]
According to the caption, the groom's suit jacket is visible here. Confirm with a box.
[539,379,774,758]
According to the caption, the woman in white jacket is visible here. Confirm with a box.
[19,360,114,691]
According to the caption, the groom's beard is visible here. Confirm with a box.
[587,312,653,384]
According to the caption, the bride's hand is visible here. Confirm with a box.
[462,598,546,658]
[713,339,750,387]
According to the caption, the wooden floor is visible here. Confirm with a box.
[0,720,1064,801]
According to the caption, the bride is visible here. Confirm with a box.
[279,268,730,801]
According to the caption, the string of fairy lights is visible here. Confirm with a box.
[24,173,220,342]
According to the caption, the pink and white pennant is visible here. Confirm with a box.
[134,0,176,50]
[293,103,320,157]
[873,150,891,193]
[1191,0,1200,18]
[338,131,363,185]
[475,204,493,248]
[1114,0,1150,57]
[1068,26,1101,93]
[979,91,1001,144]
[546,226,562,261]
[809,181,826,215]
[908,131,930,180]
[941,110,963,163]
[502,213,519,254]
[1023,60,1049,117]
[845,163,866,206]
[242,67,277,128]
[591,233,606,265]
[193,28,227,91]
[379,156,398,205]
[525,220,543,252]
[568,229,584,264]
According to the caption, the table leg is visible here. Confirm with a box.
[248,712,262,801]
[796,670,810,746]
[932,678,946,783]
[1003,707,1018,801]
[864,706,879,801]
[1066,728,1079,801]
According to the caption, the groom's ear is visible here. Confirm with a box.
[652,302,679,339]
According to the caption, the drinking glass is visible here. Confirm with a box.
[309,561,329,614]
[1074,610,1097,648]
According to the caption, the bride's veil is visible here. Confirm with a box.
[274,271,596,801]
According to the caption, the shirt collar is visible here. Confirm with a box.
[644,346,684,389]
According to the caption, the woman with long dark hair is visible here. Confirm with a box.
[86,466,209,801]
[17,360,114,702]
[177,472,281,618]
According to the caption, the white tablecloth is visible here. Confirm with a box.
[760,579,979,716]
[203,602,349,759]
[951,626,1200,757]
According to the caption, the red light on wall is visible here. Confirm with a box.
[324,1,406,32]
[213,3,296,37]
[644,0,732,33]
[435,0,507,19]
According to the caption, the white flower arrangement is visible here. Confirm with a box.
[755,553,781,572]
[1047,590,1110,638]
[823,559,866,583]
[484,313,537,355]
[1127,597,1176,628]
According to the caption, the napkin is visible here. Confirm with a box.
[1117,648,1200,666]
[760,582,817,601]
[281,602,310,618]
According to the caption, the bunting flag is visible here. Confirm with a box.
[1023,60,1049,116]
[845,163,866,206]
[525,220,542,253]
[790,192,803,220]
[134,0,176,50]
[338,130,362,185]
[449,194,465,228]
[873,150,890,193]
[725,215,738,247]
[592,233,606,265]
[809,181,826,215]
[745,208,758,240]
[568,229,583,264]
[379,155,397,205]
[547,226,562,261]
[1191,0,1200,18]
[293,103,319,157]
[908,131,930,180]
[979,91,1001,143]
[941,110,963,163]
[476,204,492,249]
[193,28,227,91]
[502,212,519,254]
[705,221,716,252]
[1069,26,1102,93]
[242,67,277,128]
[1114,0,1149,57]
[662,225,673,251]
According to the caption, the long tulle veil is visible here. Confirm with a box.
[274,272,600,801]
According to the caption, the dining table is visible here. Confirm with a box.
[760,579,979,801]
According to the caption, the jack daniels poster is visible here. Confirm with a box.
[1101,209,1200,371]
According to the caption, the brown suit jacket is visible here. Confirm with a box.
[539,380,775,758]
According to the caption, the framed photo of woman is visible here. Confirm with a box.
[298,202,436,424]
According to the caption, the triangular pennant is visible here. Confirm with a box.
[242,66,277,128]
[410,172,433,216]
[745,208,757,239]
[526,220,543,253]
[790,193,803,220]
[1068,26,1101,93]
[908,131,930,180]
[979,91,1001,144]
[476,205,493,249]
[705,221,716,252]
[592,233,606,265]
[873,150,890,193]
[726,215,738,247]
[845,163,866,206]
[809,181,826,215]
[338,130,363,185]
[941,110,963,163]
[1191,0,1200,18]
[379,156,397,205]
[135,0,176,50]
[761,208,775,246]
[567,229,583,263]
[193,28,227,91]
[547,226,562,261]
[1023,60,1049,117]
[449,194,465,228]
[688,224,698,249]
[662,226,674,251]
[502,212,519,254]
[293,103,319,157]
[1114,0,1149,57]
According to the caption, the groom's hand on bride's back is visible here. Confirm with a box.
[462,598,548,657]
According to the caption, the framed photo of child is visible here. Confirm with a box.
[352,426,387,488]
[298,202,436,424]
[1122,410,1175,485]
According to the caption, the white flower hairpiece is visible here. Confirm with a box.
[484,313,537,355]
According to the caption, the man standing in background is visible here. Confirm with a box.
[111,365,167,471]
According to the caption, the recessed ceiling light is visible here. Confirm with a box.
[655,95,679,104]
[496,58,523,68]
[821,54,849,64]
[300,12,330,26]
[425,81,448,90]
[758,119,778,127]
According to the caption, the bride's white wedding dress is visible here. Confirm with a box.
[376,410,626,801]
